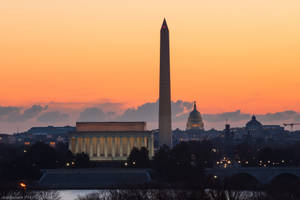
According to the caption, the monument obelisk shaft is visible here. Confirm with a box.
[159,19,172,147]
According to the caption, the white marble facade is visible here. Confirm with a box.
[69,132,154,161]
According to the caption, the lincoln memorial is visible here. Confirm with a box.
[69,122,154,161]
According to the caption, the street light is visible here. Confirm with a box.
[19,182,27,190]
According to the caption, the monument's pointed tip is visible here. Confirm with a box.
[161,18,168,29]
[162,18,167,25]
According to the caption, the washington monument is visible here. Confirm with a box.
[159,19,172,147]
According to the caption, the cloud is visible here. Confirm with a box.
[37,111,69,123]
[203,110,251,123]
[94,102,124,114]
[44,101,124,114]
[20,105,46,120]
[0,105,47,122]
[294,115,300,121]
[2,100,300,133]
[78,107,114,122]
[0,106,20,120]
[202,110,300,125]
[257,110,299,122]
[118,100,193,122]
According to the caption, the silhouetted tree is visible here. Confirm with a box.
[127,147,150,168]
[25,142,61,169]
[74,153,90,168]
[153,142,208,186]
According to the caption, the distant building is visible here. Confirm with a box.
[69,122,154,161]
[262,125,284,133]
[223,124,234,139]
[0,134,16,144]
[246,115,263,131]
[186,101,204,130]
[245,115,285,135]
[27,126,75,135]
[12,126,73,146]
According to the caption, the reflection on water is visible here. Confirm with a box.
[59,190,101,200]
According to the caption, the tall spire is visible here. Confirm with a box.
[193,101,197,111]
[161,18,168,30]
[159,18,172,147]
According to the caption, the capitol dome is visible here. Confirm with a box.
[186,101,204,130]
[246,115,263,130]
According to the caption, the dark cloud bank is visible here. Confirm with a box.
[0,105,47,122]
[77,101,300,125]
[78,107,115,122]
[1,101,300,132]
[37,111,69,123]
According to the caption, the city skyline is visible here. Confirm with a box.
[1,99,300,133]
[1,1,300,197]
[1,0,300,114]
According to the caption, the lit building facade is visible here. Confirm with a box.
[68,122,154,161]
[186,101,204,130]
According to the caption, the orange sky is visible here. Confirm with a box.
[1,0,300,114]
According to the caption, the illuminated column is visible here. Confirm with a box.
[147,136,151,150]
[82,137,86,153]
[120,137,123,158]
[79,137,82,153]
[139,137,143,148]
[139,137,142,148]
[127,137,131,156]
[137,137,140,148]
[134,136,138,148]
[104,137,108,158]
[141,137,144,148]
[96,137,100,158]
[112,137,116,158]
[75,138,79,154]
[89,137,93,158]
[143,136,147,147]
[150,134,154,157]
[148,135,153,158]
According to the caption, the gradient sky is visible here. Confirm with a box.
[1,0,300,114]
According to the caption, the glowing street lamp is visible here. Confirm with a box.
[19,182,27,190]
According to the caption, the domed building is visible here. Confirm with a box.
[246,115,263,131]
[186,101,204,130]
